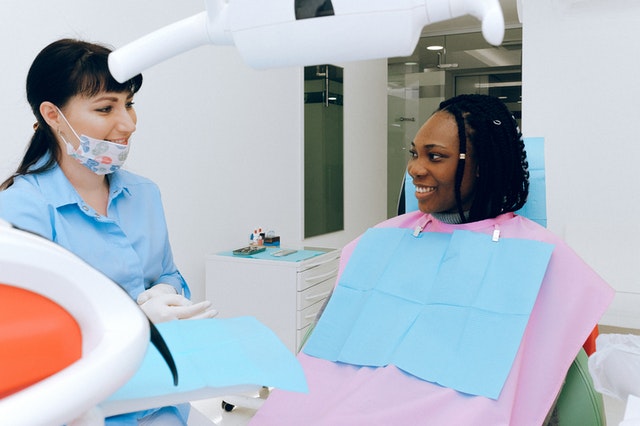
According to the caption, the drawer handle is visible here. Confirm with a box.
[304,290,332,301]
[304,270,337,285]
[305,255,340,269]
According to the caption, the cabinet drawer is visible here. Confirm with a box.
[297,277,334,311]
[297,258,339,291]
[296,300,324,330]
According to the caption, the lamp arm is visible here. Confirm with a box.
[109,11,212,83]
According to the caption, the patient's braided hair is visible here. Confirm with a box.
[437,94,529,223]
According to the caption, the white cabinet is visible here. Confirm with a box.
[205,247,340,353]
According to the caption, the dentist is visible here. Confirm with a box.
[0,38,216,425]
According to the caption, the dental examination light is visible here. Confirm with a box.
[108,0,505,83]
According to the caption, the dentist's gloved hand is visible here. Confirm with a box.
[137,283,218,324]
[137,283,179,304]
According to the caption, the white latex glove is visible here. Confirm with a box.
[137,283,179,304]
[137,284,218,323]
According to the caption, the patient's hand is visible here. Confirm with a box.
[137,284,218,323]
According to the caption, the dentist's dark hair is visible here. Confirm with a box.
[1,38,143,189]
[437,94,529,223]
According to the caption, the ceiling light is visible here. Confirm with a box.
[427,45,444,51]
[474,81,522,88]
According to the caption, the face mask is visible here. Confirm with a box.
[56,108,130,175]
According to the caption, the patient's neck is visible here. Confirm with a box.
[431,211,469,224]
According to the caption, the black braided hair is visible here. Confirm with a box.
[437,94,529,223]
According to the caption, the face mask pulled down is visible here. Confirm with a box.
[56,108,130,175]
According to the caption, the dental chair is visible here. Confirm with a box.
[0,218,149,425]
[555,348,606,425]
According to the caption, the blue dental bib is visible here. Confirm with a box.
[304,228,553,399]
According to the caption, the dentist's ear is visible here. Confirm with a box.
[39,101,61,129]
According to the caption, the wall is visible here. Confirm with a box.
[0,1,388,302]
[522,0,640,328]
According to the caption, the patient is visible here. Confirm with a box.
[250,94,614,425]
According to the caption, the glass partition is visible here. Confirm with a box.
[304,65,344,238]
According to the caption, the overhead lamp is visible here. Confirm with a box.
[108,0,506,83]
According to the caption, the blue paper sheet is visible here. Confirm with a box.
[304,228,553,399]
[108,317,308,404]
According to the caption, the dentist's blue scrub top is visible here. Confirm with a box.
[0,156,188,300]
[0,156,191,424]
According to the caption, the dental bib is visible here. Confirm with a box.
[304,227,553,399]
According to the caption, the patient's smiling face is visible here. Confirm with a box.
[407,111,478,215]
